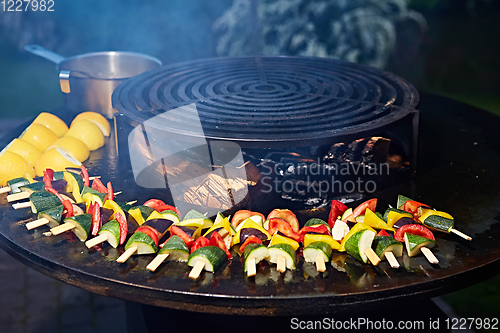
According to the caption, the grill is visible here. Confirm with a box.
[113,56,420,213]
[113,56,419,147]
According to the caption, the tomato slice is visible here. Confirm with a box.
[239,235,263,253]
[136,226,159,247]
[267,209,299,232]
[353,198,377,217]
[191,236,210,253]
[143,199,182,219]
[394,224,434,242]
[231,210,265,229]
[210,231,232,259]
[328,200,348,228]
[403,200,428,218]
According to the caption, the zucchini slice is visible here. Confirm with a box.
[404,233,435,257]
[188,246,227,272]
[344,229,376,263]
[7,177,29,194]
[38,205,64,228]
[243,243,270,272]
[268,243,296,270]
[303,241,333,263]
[99,220,121,248]
[304,218,331,231]
[30,191,61,214]
[158,235,189,262]
[373,236,403,260]
[65,214,92,241]
[125,232,158,254]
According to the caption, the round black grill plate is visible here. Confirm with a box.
[112,56,418,147]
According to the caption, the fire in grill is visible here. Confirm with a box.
[113,56,419,214]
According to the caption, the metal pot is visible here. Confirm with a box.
[25,45,162,119]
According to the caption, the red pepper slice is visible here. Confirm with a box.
[328,200,348,228]
[239,235,262,253]
[298,224,331,243]
[115,212,128,245]
[43,169,54,190]
[45,186,65,202]
[353,198,377,217]
[403,200,429,218]
[191,236,210,253]
[143,199,181,218]
[91,202,101,236]
[394,224,434,243]
[170,225,194,248]
[377,229,391,237]
[267,218,301,242]
[62,200,73,218]
[210,231,232,259]
[106,182,114,202]
[136,226,159,247]
[91,178,108,193]
[80,165,90,187]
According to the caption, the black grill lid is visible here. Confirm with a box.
[112,56,418,147]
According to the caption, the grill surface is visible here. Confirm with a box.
[112,56,418,147]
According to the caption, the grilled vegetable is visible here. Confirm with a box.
[37,205,64,228]
[303,241,333,264]
[65,213,92,241]
[303,234,340,250]
[404,233,435,257]
[372,236,403,260]
[268,243,296,270]
[344,229,376,264]
[188,246,227,273]
[267,209,299,232]
[30,191,61,213]
[243,243,269,272]
[158,235,189,262]
[124,231,158,255]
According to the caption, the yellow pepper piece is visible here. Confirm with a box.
[418,208,453,223]
[269,232,299,251]
[304,234,340,250]
[339,223,376,252]
[363,209,395,231]
[146,210,166,221]
[387,210,413,227]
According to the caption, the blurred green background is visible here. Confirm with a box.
[0,0,499,331]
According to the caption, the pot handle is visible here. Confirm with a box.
[59,70,71,93]
[24,44,66,64]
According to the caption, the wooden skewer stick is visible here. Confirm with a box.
[450,228,472,241]
[85,234,108,248]
[126,200,137,205]
[50,223,75,235]
[7,191,30,202]
[189,260,205,279]
[26,218,50,230]
[421,247,439,264]
[364,248,381,266]
[277,256,286,273]
[113,191,122,196]
[315,255,326,272]
[116,246,138,263]
[89,176,100,180]
[0,186,11,194]
[384,251,400,269]
[12,201,31,209]
[246,258,257,277]
[146,253,170,272]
